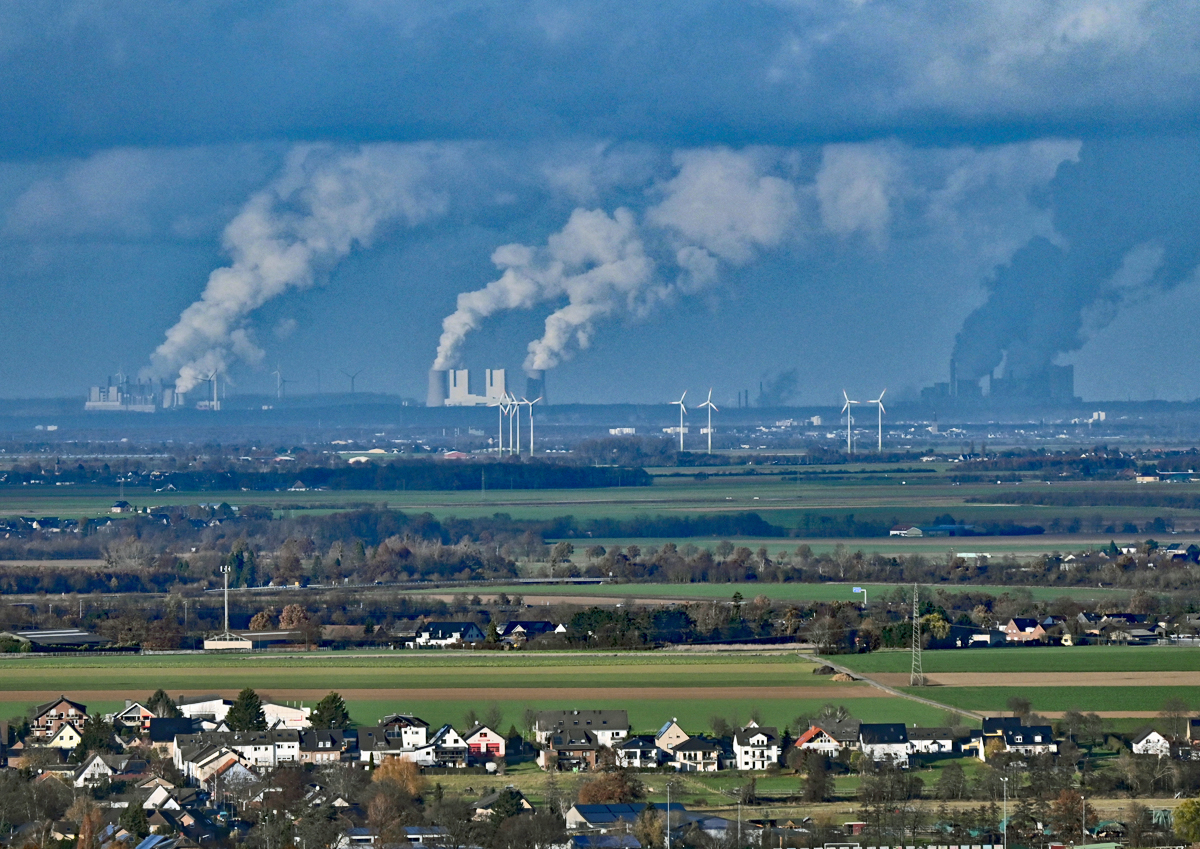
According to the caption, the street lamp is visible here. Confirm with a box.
[853,586,867,607]
[1001,776,1009,849]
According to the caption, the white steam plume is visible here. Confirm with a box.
[148,143,452,393]
[434,147,798,373]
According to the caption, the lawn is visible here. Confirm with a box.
[835,645,1200,674]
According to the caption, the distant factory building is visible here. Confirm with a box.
[85,376,178,413]
[427,368,516,407]
[921,359,1076,406]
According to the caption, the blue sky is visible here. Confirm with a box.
[1,1,1199,403]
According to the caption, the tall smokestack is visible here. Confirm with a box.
[427,369,448,407]
[526,369,546,405]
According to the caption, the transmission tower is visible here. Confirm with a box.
[910,584,924,687]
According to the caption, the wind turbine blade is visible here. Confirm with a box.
[879,388,886,401]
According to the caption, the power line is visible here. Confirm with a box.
[910,584,924,687]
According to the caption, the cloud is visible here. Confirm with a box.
[815,144,896,241]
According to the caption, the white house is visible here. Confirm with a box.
[616,736,662,769]
[1002,725,1057,756]
[907,727,956,754]
[263,702,312,729]
[1132,729,1172,758]
[795,720,861,756]
[178,696,232,723]
[859,724,909,767]
[733,723,781,771]
[535,710,628,748]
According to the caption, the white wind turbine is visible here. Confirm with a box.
[505,392,517,455]
[698,388,718,454]
[868,389,887,453]
[671,391,688,451]
[526,396,542,456]
[491,396,509,455]
[841,390,861,455]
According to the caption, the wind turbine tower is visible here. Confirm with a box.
[526,396,542,456]
[870,389,887,453]
[341,369,363,393]
[841,391,861,455]
[671,391,688,452]
[698,389,718,454]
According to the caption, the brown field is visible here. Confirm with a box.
[870,671,1200,687]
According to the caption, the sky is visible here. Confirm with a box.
[1,1,1199,404]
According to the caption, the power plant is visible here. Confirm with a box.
[427,368,547,407]
[921,359,1076,406]
[85,376,180,412]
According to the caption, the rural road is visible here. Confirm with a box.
[806,653,985,721]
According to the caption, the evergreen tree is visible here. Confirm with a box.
[146,689,181,718]
[226,687,267,731]
[311,691,351,730]
[119,804,150,839]
[72,713,116,762]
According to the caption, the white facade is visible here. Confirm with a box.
[263,702,312,729]
[733,726,780,771]
[445,369,507,407]
[179,698,232,723]
[1132,730,1172,758]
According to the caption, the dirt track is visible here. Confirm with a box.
[0,685,873,703]
[870,671,1200,687]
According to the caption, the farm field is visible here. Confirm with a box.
[0,650,946,731]
[835,645,1200,674]
[4,473,1200,538]
[456,581,1131,604]
[907,685,1200,715]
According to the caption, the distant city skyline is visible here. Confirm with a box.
[1,3,1199,403]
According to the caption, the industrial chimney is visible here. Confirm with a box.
[526,369,546,405]
[427,369,448,407]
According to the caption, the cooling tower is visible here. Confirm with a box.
[526,369,546,405]
[427,369,448,407]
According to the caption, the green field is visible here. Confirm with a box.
[0,650,949,731]
[836,645,1200,674]
[911,685,1200,714]
[463,581,1131,604]
[4,473,1200,539]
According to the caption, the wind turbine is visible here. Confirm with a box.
[504,393,518,456]
[272,365,283,400]
[698,388,718,454]
[841,390,861,455]
[526,396,542,456]
[341,369,363,393]
[671,391,688,451]
[205,371,220,411]
[490,395,509,454]
[868,389,887,453]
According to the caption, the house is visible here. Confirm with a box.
[414,621,486,647]
[263,702,312,729]
[463,725,506,762]
[733,723,781,771]
[859,723,909,766]
[400,826,450,845]
[1003,725,1057,756]
[378,714,431,749]
[111,501,132,513]
[148,718,201,754]
[177,695,232,723]
[1132,728,1172,758]
[31,696,88,740]
[616,735,662,769]
[535,710,629,748]
[428,724,469,767]
[794,720,861,755]
[109,700,156,733]
[539,728,600,771]
[1004,618,1047,643]
[566,803,682,833]
[655,719,689,752]
[473,788,534,821]
[46,721,84,751]
[907,727,956,754]
[670,736,721,772]
[298,729,351,764]
[499,621,558,643]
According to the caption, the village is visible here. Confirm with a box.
[2,687,1198,849]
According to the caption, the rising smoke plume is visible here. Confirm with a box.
[147,143,453,392]
[434,147,798,373]
[952,137,1200,383]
